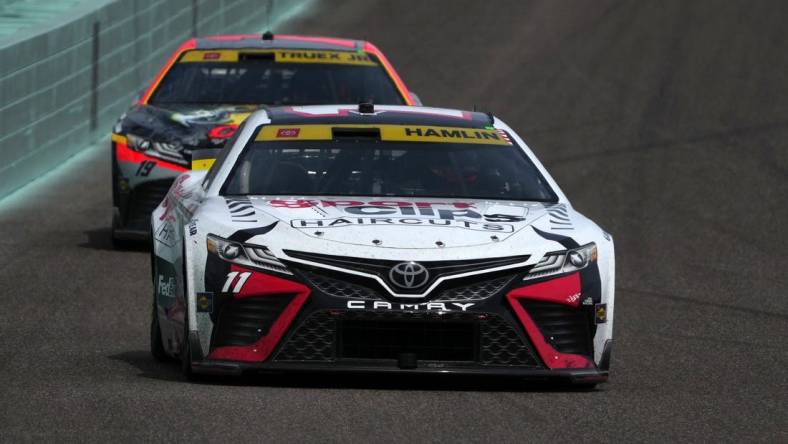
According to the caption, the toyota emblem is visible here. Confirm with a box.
[388,262,430,289]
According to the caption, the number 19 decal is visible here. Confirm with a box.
[136,160,157,176]
[222,271,251,293]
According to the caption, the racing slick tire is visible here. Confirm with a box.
[111,212,133,250]
[180,313,194,379]
[150,302,169,362]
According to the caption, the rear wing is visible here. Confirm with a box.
[191,149,221,170]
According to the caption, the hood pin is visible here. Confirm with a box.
[490,235,500,242]
[435,241,445,248]
[372,239,382,246]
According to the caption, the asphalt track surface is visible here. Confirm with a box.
[1,0,787,441]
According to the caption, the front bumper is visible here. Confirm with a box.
[112,136,187,239]
[187,258,608,383]
[191,357,609,384]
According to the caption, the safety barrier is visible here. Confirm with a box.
[0,0,307,198]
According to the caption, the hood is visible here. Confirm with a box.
[116,103,260,148]
[241,196,557,249]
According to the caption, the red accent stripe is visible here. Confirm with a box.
[115,142,187,173]
[363,41,414,105]
[207,267,311,362]
[506,273,596,369]
[272,34,356,48]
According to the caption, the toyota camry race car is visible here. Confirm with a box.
[111,33,416,245]
[150,104,615,385]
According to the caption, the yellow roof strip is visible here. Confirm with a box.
[256,125,511,146]
[179,50,377,66]
[191,158,216,171]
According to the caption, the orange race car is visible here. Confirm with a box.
[110,33,418,245]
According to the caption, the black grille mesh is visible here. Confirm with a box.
[519,300,593,357]
[275,311,336,361]
[212,295,293,348]
[479,314,539,365]
[433,275,515,302]
[275,311,541,367]
[301,270,383,301]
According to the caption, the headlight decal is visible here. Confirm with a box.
[523,243,597,281]
[123,132,187,166]
[114,135,188,172]
[207,231,290,275]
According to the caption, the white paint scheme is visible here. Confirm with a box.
[151,105,616,366]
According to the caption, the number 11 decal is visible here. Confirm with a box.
[222,271,251,293]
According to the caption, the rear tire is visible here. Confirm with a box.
[111,209,132,250]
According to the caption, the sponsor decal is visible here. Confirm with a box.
[196,292,213,313]
[155,222,176,246]
[276,128,301,138]
[595,303,607,324]
[582,296,594,306]
[275,50,376,66]
[274,199,524,232]
[208,124,238,139]
[256,124,512,145]
[158,275,176,298]
[179,50,377,66]
[188,220,197,236]
[347,300,475,311]
[291,217,513,232]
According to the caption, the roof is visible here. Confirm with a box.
[138,34,413,106]
[260,105,495,129]
[195,34,363,51]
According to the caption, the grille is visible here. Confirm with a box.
[212,295,293,348]
[432,275,515,302]
[519,300,593,356]
[300,270,383,301]
[479,314,539,365]
[275,311,540,367]
[275,311,336,361]
[284,250,529,295]
[126,179,173,229]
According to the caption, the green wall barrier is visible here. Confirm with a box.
[0,0,308,199]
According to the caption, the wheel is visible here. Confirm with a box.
[180,260,197,380]
[180,310,199,380]
[111,209,132,250]
[150,302,169,362]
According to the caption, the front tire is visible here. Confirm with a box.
[150,302,169,362]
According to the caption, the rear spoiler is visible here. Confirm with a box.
[191,149,221,170]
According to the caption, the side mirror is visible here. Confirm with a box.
[409,92,423,106]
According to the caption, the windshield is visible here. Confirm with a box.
[222,138,558,202]
[149,50,405,106]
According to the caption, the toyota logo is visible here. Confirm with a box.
[388,262,430,289]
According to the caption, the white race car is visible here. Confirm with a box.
[150,104,615,385]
